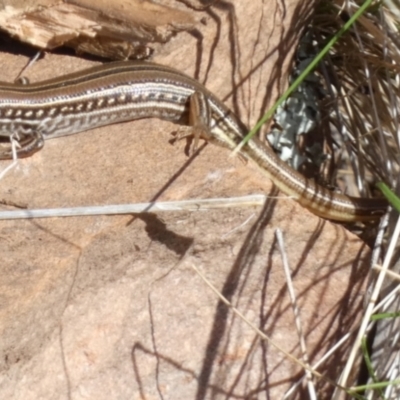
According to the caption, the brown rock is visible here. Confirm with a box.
[0,1,370,398]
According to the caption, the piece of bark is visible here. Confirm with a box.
[0,0,197,59]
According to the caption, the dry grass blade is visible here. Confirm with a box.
[311,1,400,398]
[313,5,398,196]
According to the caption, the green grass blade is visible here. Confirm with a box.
[376,182,400,213]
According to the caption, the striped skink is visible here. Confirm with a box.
[0,61,388,221]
